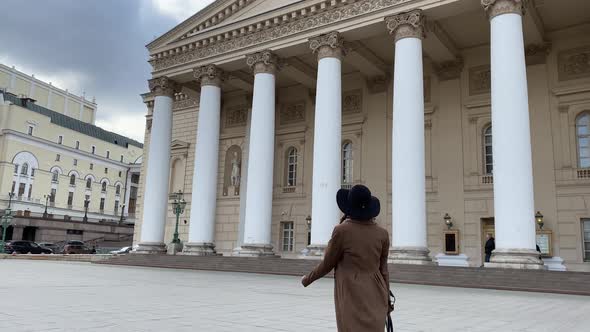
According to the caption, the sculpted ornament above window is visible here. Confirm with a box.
[385,10,425,42]
[343,91,362,114]
[225,106,248,128]
[280,102,306,125]
[558,46,590,81]
[481,0,525,19]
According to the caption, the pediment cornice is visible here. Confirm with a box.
[149,0,415,73]
[147,0,257,51]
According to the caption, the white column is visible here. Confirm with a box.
[386,11,431,264]
[233,51,279,257]
[135,77,177,254]
[304,32,344,257]
[482,0,543,269]
[184,65,224,256]
[237,107,253,247]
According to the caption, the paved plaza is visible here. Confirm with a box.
[0,260,588,332]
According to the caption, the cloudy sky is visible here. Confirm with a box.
[0,0,216,142]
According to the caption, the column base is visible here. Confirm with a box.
[167,241,184,255]
[133,242,167,254]
[434,253,470,267]
[389,246,433,265]
[232,244,276,257]
[484,248,546,270]
[182,242,218,256]
[298,245,326,259]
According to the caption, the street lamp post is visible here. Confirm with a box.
[83,198,90,222]
[1,192,15,254]
[119,204,126,224]
[172,190,187,244]
[43,193,51,218]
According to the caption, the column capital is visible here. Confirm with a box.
[148,76,178,97]
[481,0,525,19]
[385,10,426,43]
[194,64,226,87]
[309,31,346,61]
[246,50,280,75]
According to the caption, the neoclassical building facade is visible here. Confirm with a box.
[133,0,590,271]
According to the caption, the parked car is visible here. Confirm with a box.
[109,246,133,255]
[4,241,53,254]
[37,242,58,253]
[63,240,95,254]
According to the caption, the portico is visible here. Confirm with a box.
[134,0,590,272]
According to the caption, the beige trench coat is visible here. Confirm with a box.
[302,219,390,332]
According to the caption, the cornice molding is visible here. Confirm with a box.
[149,0,414,72]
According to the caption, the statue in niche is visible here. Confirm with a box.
[230,152,241,187]
[223,145,242,196]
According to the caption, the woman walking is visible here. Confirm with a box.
[301,185,391,332]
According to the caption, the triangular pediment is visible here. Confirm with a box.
[147,0,257,51]
[223,0,301,24]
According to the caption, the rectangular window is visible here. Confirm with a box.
[28,184,33,199]
[99,198,105,211]
[114,200,119,213]
[584,220,590,262]
[280,222,294,252]
[91,146,96,154]
[104,168,108,174]
[118,171,122,177]
[11,181,15,194]
[31,168,35,177]
[18,183,26,197]
[67,192,74,207]
[120,155,124,162]
[73,159,78,166]
[56,154,61,161]
[13,164,18,174]
[106,151,110,159]
[58,136,63,144]
[131,174,139,184]
[28,126,34,136]
[50,189,56,203]
[75,141,80,149]
[89,163,93,170]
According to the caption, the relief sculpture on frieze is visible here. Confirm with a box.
[280,102,305,125]
[558,46,590,81]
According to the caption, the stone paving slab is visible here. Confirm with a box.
[1,260,589,332]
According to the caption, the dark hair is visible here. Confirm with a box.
[339,214,348,224]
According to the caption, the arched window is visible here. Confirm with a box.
[286,147,297,187]
[20,163,29,175]
[70,174,76,186]
[577,113,590,168]
[101,182,107,192]
[483,125,493,175]
[52,171,59,182]
[342,142,353,185]
[86,178,92,189]
[115,184,121,195]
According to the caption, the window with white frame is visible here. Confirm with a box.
[73,159,78,166]
[90,163,94,170]
[67,192,74,207]
[106,151,110,159]
[91,146,96,154]
[56,154,61,162]
[114,200,119,213]
[50,188,56,203]
[13,164,18,174]
[120,155,124,162]
[52,171,59,182]
[342,141,353,186]
[27,126,34,136]
[58,136,63,144]
[115,184,121,195]
[101,182,107,192]
[577,113,590,168]
[70,174,76,186]
[99,197,105,211]
[280,222,294,252]
[583,219,590,262]
[483,125,493,175]
[31,168,35,177]
[286,147,297,187]
[75,141,80,149]
[86,178,92,189]
[20,163,29,175]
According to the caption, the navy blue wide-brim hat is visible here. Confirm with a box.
[336,184,380,220]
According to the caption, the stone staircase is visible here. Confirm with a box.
[95,255,590,296]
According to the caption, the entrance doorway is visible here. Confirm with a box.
[0,225,14,241]
[481,218,495,263]
[22,227,37,241]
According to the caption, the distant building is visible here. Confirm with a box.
[0,64,142,245]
